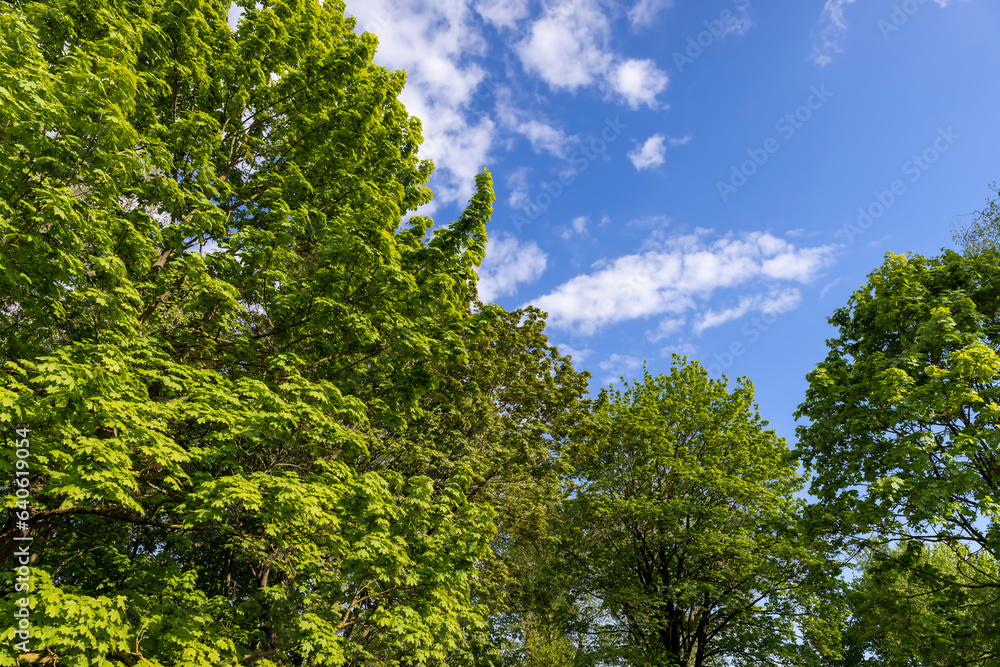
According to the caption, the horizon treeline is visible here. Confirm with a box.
[1,1,998,665]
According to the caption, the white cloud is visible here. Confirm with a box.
[608,59,669,109]
[475,0,531,28]
[516,0,669,108]
[692,287,801,335]
[342,0,679,211]
[558,343,594,362]
[346,0,495,209]
[496,89,577,157]
[627,134,689,172]
[628,134,667,171]
[627,0,673,28]
[506,167,532,209]
[811,0,857,66]
[478,233,548,302]
[516,0,613,90]
[761,245,836,280]
[528,231,835,335]
[561,215,589,240]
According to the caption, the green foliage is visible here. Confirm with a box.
[0,0,502,663]
[372,305,591,667]
[562,358,843,667]
[796,250,1000,561]
[838,544,1000,666]
[798,247,1000,667]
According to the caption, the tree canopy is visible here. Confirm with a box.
[562,360,842,667]
[796,247,1000,665]
[838,544,1000,666]
[0,0,507,663]
[796,250,1000,562]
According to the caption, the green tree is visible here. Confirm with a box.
[0,0,500,664]
[797,249,1000,666]
[796,250,1000,569]
[368,305,592,666]
[562,359,842,667]
[838,544,1000,666]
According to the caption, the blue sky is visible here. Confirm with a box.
[335,0,1000,443]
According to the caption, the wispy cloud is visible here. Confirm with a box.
[506,167,532,209]
[660,342,698,359]
[599,353,644,384]
[812,0,968,65]
[478,233,548,302]
[496,88,578,157]
[820,277,842,299]
[811,0,857,66]
[692,288,801,335]
[627,0,674,29]
[529,231,836,335]
[646,316,686,343]
[628,134,667,171]
[561,215,590,240]
[558,343,594,363]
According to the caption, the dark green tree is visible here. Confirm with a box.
[368,305,592,666]
[562,359,843,667]
[838,544,1000,666]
